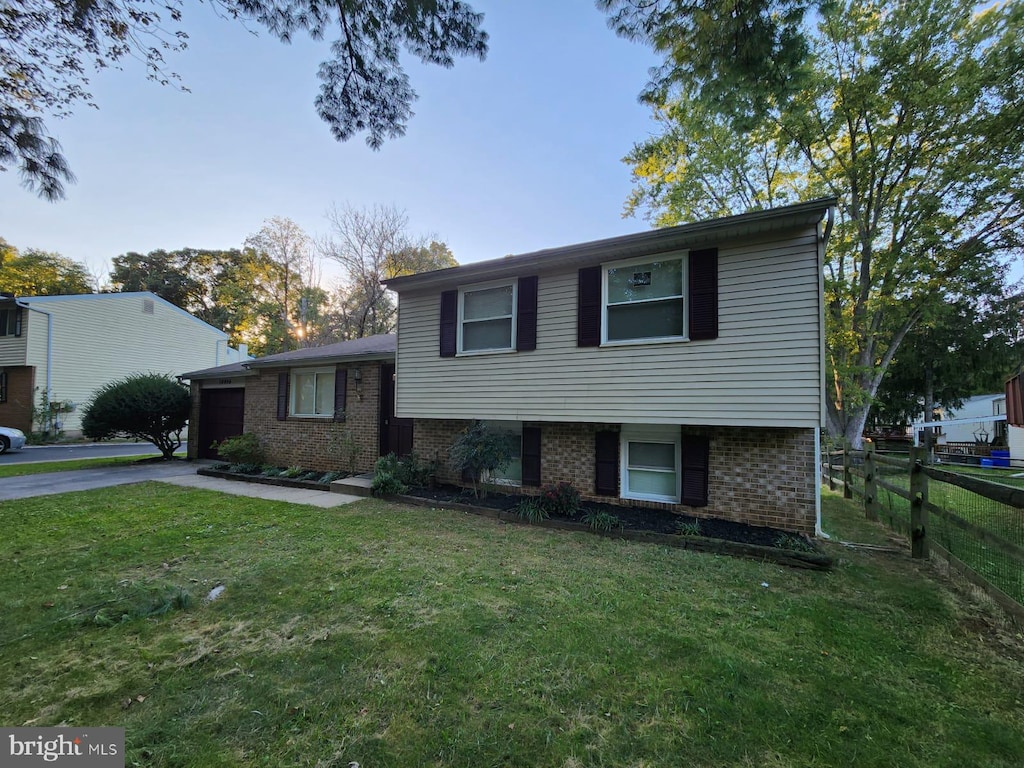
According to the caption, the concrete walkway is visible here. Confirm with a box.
[0,462,363,508]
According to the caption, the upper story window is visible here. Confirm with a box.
[290,367,336,417]
[459,281,517,354]
[604,255,686,344]
[0,308,21,338]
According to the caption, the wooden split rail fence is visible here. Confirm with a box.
[823,446,1024,622]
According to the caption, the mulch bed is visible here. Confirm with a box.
[399,484,833,570]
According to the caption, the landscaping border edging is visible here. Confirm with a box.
[393,493,834,571]
[192,469,833,570]
[197,467,334,492]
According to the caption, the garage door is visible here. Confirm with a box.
[198,388,246,459]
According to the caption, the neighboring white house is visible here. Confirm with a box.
[912,394,1008,446]
[0,292,248,435]
[384,198,836,536]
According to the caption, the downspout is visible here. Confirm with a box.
[15,299,53,411]
[816,206,835,539]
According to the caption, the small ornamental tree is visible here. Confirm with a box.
[81,373,190,459]
[449,421,516,498]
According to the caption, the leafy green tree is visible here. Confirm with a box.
[2,0,488,199]
[244,217,318,352]
[449,421,516,498]
[872,294,1024,432]
[81,373,190,459]
[610,0,1024,447]
[110,250,209,310]
[0,246,92,295]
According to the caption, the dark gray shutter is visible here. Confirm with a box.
[680,433,710,507]
[594,430,619,496]
[440,290,458,357]
[14,307,23,337]
[516,276,538,351]
[522,426,542,487]
[334,367,348,422]
[688,248,718,341]
[577,267,601,347]
[276,372,289,421]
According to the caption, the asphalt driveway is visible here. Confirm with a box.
[0,461,363,508]
[0,461,198,501]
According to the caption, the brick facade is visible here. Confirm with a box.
[0,366,35,433]
[190,362,383,473]
[413,419,817,534]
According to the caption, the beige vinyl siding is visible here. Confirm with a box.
[22,294,234,433]
[0,330,27,366]
[395,228,823,428]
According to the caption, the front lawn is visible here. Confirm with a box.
[1,485,1021,767]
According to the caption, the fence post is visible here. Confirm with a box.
[910,446,929,559]
[864,442,879,521]
[827,447,836,491]
[842,446,852,499]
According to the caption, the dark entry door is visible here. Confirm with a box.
[379,363,413,457]
[198,388,246,459]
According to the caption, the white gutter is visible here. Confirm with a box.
[15,298,53,405]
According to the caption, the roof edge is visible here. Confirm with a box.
[385,197,836,291]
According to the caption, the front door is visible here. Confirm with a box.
[198,388,246,459]
[379,363,413,457]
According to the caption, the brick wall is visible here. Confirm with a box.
[190,362,384,473]
[413,419,817,534]
[242,363,382,473]
[0,366,35,433]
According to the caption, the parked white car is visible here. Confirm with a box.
[0,426,27,454]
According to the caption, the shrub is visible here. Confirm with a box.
[81,373,190,459]
[280,466,305,478]
[676,519,702,536]
[399,452,435,488]
[371,454,408,496]
[513,497,549,524]
[581,511,621,532]
[540,481,581,517]
[215,433,266,465]
[320,471,344,484]
[230,463,262,475]
[326,429,362,475]
[449,422,516,498]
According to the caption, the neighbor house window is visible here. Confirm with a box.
[483,421,523,485]
[459,281,517,353]
[290,367,335,417]
[0,309,18,337]
[620,426,681,503]
[0,370,7,403]
[604,255,686,343]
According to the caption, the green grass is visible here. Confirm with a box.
[2,484,1023,767]
[0,455,161,478]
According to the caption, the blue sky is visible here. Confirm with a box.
[1,1,660,283]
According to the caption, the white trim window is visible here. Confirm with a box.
[290,367,336,417]
[620,425,681,503]
[603,254,687,344]
[458,280,517,354]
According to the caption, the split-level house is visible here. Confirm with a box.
[384,199,835,535]
[0,291,248,435]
